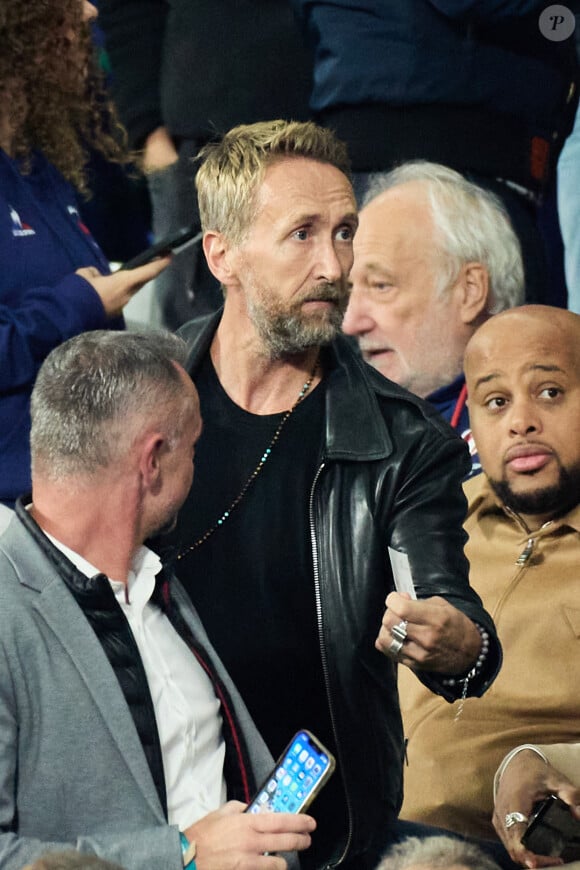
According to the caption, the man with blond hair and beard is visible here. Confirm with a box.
[170,119,502,870]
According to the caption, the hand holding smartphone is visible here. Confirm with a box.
[522,794,580,860]
[245,729,335,815]
[120,226,201,270]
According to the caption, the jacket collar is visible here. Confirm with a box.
[14,496,172,608]
[427,373,465,407]
[14,496,111,597]
[3,500,167,819]
[179,310,415,462]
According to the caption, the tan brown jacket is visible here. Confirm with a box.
[399,473,580,839]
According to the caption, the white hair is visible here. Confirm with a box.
[363,161,524,314]
[377,835,502,870]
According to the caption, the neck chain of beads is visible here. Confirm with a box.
[176,354,320,560]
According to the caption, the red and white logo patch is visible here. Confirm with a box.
[9,205,35,237]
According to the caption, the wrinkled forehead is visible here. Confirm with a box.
[255,156,355,210]
[465,314,580,390]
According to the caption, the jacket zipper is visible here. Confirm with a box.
[503,507,553,567]
[309,461,354,867]
[516,538,534,566]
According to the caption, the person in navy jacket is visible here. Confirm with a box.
[0,0,169,509]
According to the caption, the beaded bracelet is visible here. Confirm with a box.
[440,623,490,720]
[441,622,490,688]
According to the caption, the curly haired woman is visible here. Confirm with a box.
[0,0,170,511]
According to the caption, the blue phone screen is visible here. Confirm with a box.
[247,730,332,814]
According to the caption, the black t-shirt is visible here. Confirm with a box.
[171,353,348,867]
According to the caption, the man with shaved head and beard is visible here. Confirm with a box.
[465,306,580,522]
[399,305,580,844]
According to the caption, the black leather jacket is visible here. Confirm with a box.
[179,312,502,867]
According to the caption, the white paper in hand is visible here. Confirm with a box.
[388,547,417,599]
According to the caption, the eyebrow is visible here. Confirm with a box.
[360,261,396,279]
[288,211,359,228]
[473,363,566,391]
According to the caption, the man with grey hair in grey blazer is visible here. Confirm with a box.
[0,330,314,870]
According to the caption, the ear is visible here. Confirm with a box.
[455,262,490,325]
[139,432,166,494]
[203,231,238,286]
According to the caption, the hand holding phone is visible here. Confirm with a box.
[182,799,315,868]
[120,226,201,270]
[77,256,171,317]
[245,729,335,815]
[522,794,580,860]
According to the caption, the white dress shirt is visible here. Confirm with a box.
[45,534,227,829]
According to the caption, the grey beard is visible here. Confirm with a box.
[249,302,345,359]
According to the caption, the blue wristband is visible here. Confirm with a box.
[179,831,197,870]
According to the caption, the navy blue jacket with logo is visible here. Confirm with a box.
[427,375,481,479]
[292,0,578,191]
[0,150,121,506]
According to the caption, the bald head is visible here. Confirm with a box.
[465,305,580,383]
[465,305,580,525]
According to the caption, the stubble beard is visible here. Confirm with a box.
[149,510,179,540]
[247,280,349,359]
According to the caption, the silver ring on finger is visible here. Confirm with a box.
[504,812,528,829]
[388,636,404,658]
[391,619,408,644]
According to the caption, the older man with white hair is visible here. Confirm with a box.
[343,161,524,476]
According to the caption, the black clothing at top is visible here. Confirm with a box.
[173,352,346,868]
[170,310,503,869]
[99,0,313,150]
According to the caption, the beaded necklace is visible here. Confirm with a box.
[176,353,320,559]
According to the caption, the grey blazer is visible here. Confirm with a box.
[0,513,293,870]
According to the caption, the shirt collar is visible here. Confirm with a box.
[112,546,163,611]
[43,532,162,607]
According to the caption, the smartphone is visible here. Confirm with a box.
[522,795,580,860]
[245,729,335,815]
[120,226,201,270]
